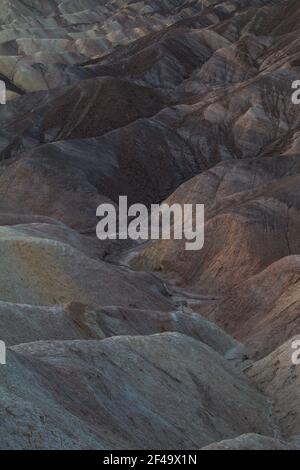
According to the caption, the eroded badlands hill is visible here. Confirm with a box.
[0,0,300,450]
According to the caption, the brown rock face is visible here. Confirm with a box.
[1,0,300,450]
[132,155,300,289]
[201,256,300,359]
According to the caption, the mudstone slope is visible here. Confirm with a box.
[0,0,299,450]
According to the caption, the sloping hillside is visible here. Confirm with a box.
[0,0,299,450]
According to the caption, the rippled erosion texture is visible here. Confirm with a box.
[0,0,299,450]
